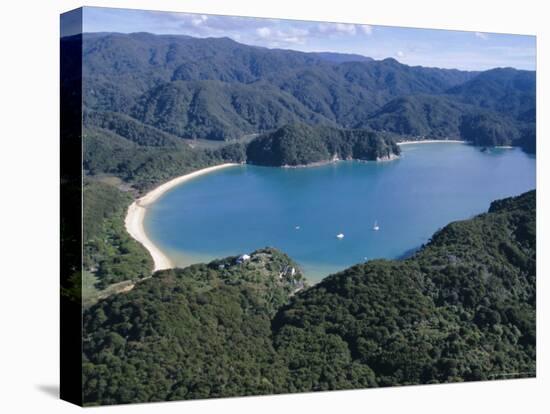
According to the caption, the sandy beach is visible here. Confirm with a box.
[397,139,468,145]
[124,163,239,272]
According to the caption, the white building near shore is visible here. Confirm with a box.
[236,254,251,264]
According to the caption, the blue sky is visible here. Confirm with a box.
[76,6,536,71]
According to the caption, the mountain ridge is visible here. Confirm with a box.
[76,32,534,151]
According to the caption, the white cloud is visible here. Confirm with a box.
[256,27,271,38]
[266,29,308,46]
[191,14,208,27]
[279,36,302,44]
[254,27,311,46]
[475,32,489,40]
[360,25,373,35]
[336,23,356,35]
[317,23,330,33]
[317,22,357,35]
[289,28,310,37]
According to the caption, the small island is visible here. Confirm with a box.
[246,123,401,167]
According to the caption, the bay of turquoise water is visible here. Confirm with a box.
[144,143,536,281]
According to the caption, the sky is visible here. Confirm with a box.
[69,6,536,71]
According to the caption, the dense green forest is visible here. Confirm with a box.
[83,181,153,289]
[83,248,307,404]
[81,33,475,130]
[459,112,521,146]
[363,95,468,139]
[82,191,535,405]
[83,126,246,192]
[247,123,400,166]
[131,80,331,140]
[75,32,535,152]
[458,112,535,148]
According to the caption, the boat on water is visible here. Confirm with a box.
[373,221,380,231]
[336,233,345,239]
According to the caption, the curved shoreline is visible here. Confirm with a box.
[397,139,467,145]
[124,163,240,272]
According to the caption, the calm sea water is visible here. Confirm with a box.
[145,143,536,281]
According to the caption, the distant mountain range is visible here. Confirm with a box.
[309,51,374,64]
[74,32,535,153]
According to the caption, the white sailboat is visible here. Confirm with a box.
[373,220,380,231]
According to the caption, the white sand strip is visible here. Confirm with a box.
[397,139,467,145]
[124,163,239,272]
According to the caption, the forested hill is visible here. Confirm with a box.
[82,248,308,404]
[82,190,535,405]
[246,123,400,166]
[75,32,535,152]
[81,32,474,121]
[273,190,535,389]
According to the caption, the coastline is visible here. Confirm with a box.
[397,139,467,146]
[281,159,341,168]
[280,153,400,168]
[376,153,400,162]
[124,163,240,272]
